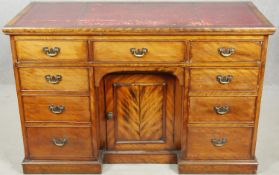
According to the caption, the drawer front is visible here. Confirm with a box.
[19,68,89,91]
[190,41,261,62]
[27,127,93,160]
[93,41,185,62]
[23,96,90,122]
[16,40,88,61]
[186,127,252,160]
[190,68,259,91]
[189,97,256,123]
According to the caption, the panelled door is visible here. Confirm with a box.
[104,73,176,151]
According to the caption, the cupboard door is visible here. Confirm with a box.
[104,74,176,151]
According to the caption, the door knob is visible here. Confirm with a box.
[106,112,113,120]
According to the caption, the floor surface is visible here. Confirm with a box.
[0,84,278,175]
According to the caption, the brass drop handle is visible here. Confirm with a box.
[52,138,67,147]
[216,75,233,84]
[43,47,60,57]
[49,105,65,114]
[45,75,62,84]
[106,112,113,120]
[211,138,227,147]
[218,47,235,57]
[214,106,229,115]
[130,48,148,58]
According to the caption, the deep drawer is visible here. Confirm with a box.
[19,68,89,91]
[189,97,256,123]
[186,127,253,160]
[190,68,259,92]
[27,127,93,160]
[16,40,88,61]
[190,41,262,62]
[93,41,185,62]
[23,96,91,122]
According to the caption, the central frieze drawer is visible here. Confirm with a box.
[23,96,91,122]
[190,41,262,62]
[19,68,89,91]
[16,40,88,61]
[186,127,253,160]
[27,127,93,160]
[189,97,256,123]
[190,68,259,91]
[93,41,185,62]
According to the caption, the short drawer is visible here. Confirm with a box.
[189,97,256,123]
[186,127,253,160]
[190,41,261,62]
[19,68,89,91]
[190,68,259,91]
[16,40,88,61]
[93,41,185,62]
[23,96,90,122]
[27,127,93,160]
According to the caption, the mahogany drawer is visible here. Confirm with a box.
[19,68,89,91]
[186,127,253,160]
[27,127,93,160]
[93,41,185,62]
[23,96,90,122]
[190,41,261,62]
[189,97,256,123]
[16,40,88,61]
[190,68,259,91]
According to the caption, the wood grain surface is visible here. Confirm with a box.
[178,159,258,174]
[105,74,176,151]
[19,68,89,91]
[23,160,102,174]
[23,96,91,122]
[190,41,262,62]
[16,40,88,61]
[190,68,259,91]
[93,41,185,62]
[189,97,256,123]
[27,127,93,160]
[186,127,253,160]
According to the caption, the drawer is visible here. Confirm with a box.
[19,68,89,91]
[16,40,88,61]
[190,41,261,62]
[190,68,259,91]
[189,97,256,123]
[27,127,93,160]
[23,96,90,122]
[186,127,253,160]
[93,41,185,62]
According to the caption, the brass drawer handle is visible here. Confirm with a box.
[52,138,67,147]
[216,75,233,84]
[214,106,229,115]
[43,47,60,57]
[218,47,235,57]
[211,138,227,147]
[49,105,65,114]
[45,75,62,84]
[130,48,148,58]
